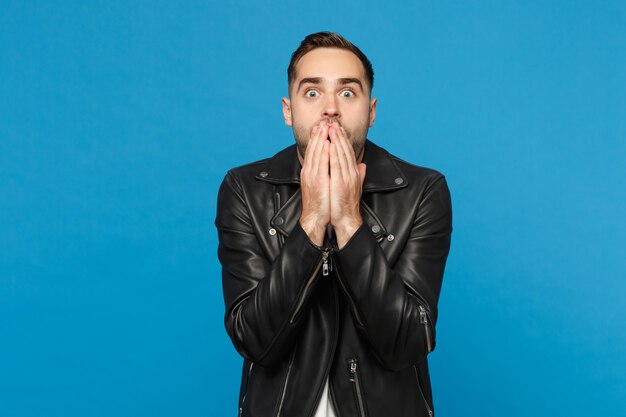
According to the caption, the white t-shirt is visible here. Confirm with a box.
[313,377,337,417]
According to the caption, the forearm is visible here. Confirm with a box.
[333,177,452,370]
[334,226,447,369]
[221,221,326,366]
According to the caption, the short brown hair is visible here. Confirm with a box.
[287,32,374,95]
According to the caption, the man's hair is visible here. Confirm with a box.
[287,32,374,95]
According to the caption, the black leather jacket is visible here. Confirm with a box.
[216,140,452,417]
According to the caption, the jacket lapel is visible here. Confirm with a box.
[361,140,409,193]
[270,189,302,238]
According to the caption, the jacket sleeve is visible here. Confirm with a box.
[215,171,326,367]
[333,175,452,371]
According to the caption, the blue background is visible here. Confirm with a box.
[1,1,625,416]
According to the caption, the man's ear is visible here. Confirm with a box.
[368,98,377,127]
[282,97,292,126]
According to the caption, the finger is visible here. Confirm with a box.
[310,122,329,175]
[314,124,330,176]
[328,126,342,180]
[338,125,358,166]
[329,140,340,182]
[316,119,329,138]
[303,125,320,171]
[330,125,350,183]
[320,140,330,178]
[337,126,361,183]
[334,124,357,173]
[308,125,321,175]
[357,163,367,187]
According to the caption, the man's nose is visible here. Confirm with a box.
[322,94,340,119]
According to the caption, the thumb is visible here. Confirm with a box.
[357,163,367,186]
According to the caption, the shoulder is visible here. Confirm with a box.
[378,144,452,219]
[390,153,446,188]
[221,144,299,187]
[223,158,268,183]
[219,145,292,187]
[366,140,447,192]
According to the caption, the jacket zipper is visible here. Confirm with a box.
[289,249,329,324]
[275,349,296,417]
[273,190,285,248]
[419,305,434,352]
[409,291,435,353]
[239,362,254,417]
[279,248,328,413]
[348,358,367,417]
[334,257,365,328]
[414,365,433,417]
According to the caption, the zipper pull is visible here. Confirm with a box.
[349,358,357,382]
[322,250,330,276]
[419,305,428,325]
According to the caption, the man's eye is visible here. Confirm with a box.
[306,90,318,98]
[341,90,355,98]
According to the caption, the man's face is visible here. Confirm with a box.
[282,47,377,161]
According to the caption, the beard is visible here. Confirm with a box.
[293,120,368,161]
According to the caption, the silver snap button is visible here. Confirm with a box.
[259,171,268,178]
[394,177,404,185]
[269,228,276,236]
[274,216,284,226]
[371,224,381,234]
[387,234,395,242]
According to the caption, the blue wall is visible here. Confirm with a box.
[1,1,625,416]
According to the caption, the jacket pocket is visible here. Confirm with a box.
[414,364,433,417]
[408,292,435,353]
[289,249,329,324]
[418,305,434,353]
[348,358,369,417]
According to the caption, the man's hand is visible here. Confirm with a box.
[299,121,331,246]
[329,122,366,248]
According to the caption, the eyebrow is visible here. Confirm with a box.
[297,77,364,92]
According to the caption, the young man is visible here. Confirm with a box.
[216,32,452,417]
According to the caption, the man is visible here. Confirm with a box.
[216,32,452,417]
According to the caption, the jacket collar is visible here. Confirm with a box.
[255,140,407,240]
[254,139,408,193]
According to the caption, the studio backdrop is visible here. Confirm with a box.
[1,1,625,416]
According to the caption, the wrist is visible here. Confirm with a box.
[333,216,363,249]
[299,216,326,246]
